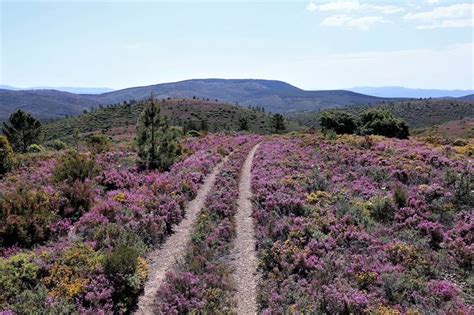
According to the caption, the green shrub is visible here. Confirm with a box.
[187,130,202,137]
[320,110,358,135]
[86,133,111,154]
[92,223,147,255]
[60,180,94,220]
[50,139,68,151]
[104,244,143,310]
[0,188,59,248]
[359,109,409,139]
[27,144,46,153]
[0,135,15,176]
[52,150,96,183]
[43,243,102,300]
[105,244,139,276]
[324,129,337,140]
[0,253,39,305]
[393,185,408,208]
[5,284,76,314]
[453,170,473,207]
[369,196,395,223]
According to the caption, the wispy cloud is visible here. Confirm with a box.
[306,0,404,15]
[404,3,474,29]
[321,14,385,31]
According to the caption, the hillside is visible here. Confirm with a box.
[350,86,474,98]
[291,98,474,130]
[0,89,102,120]
[0,79,391,120]
[0,85,114,94]
[459,94,474,101]
[43,98,298,141]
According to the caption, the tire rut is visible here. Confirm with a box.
[135,156,229,315]
[233,143,260,315]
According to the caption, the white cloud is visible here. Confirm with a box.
[306,1,317,12]
[306,0,403,14]
[426,0,440,4]
[404,3,473,29]
[404,3,473,20]
[417,18,474,29]
[321,14,385,31]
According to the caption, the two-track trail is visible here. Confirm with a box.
[232,143,260,314]
[135,156,228,315]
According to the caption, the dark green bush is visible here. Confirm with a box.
[86,133,111,154]
[104,244,142,311]
[27,144,46,153]
[92,223,147,254]
[359,109,409,139]
[0,253,39,305]
[0,135,15,176]
[320,111,358,135]
[60,180,94,220]
[0,188,59,248]
[369,196,395,223]
[50,139,68,151]
[393,185,408,208]
[52,150,96,183]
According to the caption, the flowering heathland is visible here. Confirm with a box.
[252,134,472,313]
[155,136,261,313]
[0,134,250,313]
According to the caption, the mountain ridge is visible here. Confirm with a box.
[1,78,471,121]
[0,79,389,120]
[349,86,474,98]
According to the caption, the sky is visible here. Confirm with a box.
[1,0,473,90]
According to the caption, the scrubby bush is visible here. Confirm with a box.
[359,109,409,139]
[43,243,102,300]
[320,110,358,135]
[453,171,473,207]
[60,180,94,220]
[104,244,144,311]
[27,144,46,153]
[0,188,59,248]
[393,185,408,208]
[87,133,111,154]
[187,130,202,137]
[0,135,15,176]
[0,253,39,305]
[50,139,68,151]
[53,150,96,183]
[369,196,395,223]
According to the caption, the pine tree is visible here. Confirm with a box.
[272,113,286,134]
[2,109,42,153]
[136,94,181,170]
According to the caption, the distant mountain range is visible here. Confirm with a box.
[0,79,390,120]
[0,79,472,121]
[0,85,114,94]
[349,86,474,99]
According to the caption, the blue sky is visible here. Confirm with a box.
[1,0,473,90]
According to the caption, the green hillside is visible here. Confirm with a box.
[291,99,474,129]
[43,98,299,141]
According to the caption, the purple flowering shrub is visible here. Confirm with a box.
[155,136,261,313]
[0,134,251,313]
[252,134,472,314]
